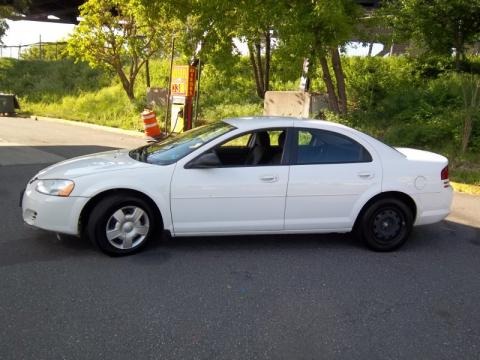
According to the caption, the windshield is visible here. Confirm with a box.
[130,122,235,165]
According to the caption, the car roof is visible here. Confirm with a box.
[221,116,405,160]
[222,116,351,132]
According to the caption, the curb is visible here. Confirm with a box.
[30,115,145,138]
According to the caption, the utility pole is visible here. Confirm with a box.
[145,59,150,88]
[165,36,175,132]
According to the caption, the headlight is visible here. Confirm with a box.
[35,179,75,197]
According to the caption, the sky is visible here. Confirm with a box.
[3,20,74,46]
[1,20,383,58]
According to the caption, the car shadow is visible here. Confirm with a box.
[140,218,479,255]
[141,220,480,253]
[2,219,478,267]
[153,232,361,252]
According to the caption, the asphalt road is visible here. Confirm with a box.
[1,116,479,359]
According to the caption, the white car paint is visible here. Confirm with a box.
[22,116,453,238]
[171,165,290,234]
[285,121,383,231]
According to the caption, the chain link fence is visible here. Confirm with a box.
[0,41,68,60]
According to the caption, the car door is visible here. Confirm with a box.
[284,127,382,231]
[170,128,291,235]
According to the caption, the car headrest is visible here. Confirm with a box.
[255,131,270,147]
[278,131,286,147]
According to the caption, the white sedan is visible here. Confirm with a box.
[21,117,453,255]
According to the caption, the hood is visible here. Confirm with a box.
[395,147,448,164]
[36,149,151,179]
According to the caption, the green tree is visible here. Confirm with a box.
[382,0,480,70]
[234,0,286,99]
[188,0,286,99]
[279,0,360,114]
[67,0,181,100]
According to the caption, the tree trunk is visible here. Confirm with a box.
[330,47,347,114]
[455,46,462,71]
[461,77,480,153]
[248,42,264,99]
[454,28,465,71]
[461,112,473,153]
[255,42,265,99]
[264,31,271,94]
[319,55,340,113]
[126,81,135,101]
[367,42,373,56]
[117,68,135,100]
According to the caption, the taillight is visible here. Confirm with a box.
[441,165,449,180]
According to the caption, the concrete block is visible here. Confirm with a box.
[264,91,328,118]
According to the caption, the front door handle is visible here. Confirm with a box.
[260,175,278,182]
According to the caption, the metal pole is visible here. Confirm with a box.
[165,36,175,133]
[18,45,21,59]
[39,35,42,60]
[193,59,202,127]
[145,59,150,88]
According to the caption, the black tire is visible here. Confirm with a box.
[357,198,413,252]
[87,194,157,256]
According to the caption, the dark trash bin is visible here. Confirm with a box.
[0,94,20,116]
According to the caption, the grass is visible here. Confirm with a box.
[23,85,144,131]
[451,165,480,185]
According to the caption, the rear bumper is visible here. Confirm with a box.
[21,184,89,235]
[414,187,453,226]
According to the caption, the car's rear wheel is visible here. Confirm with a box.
[357,198,413,251]
[87,194,156,256]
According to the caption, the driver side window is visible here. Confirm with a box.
[221,133,252,147]
[213,128,288,167]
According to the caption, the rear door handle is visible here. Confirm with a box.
[260,175,278,182]
[357,172,374,179]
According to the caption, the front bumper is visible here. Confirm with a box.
[21,183,89,235]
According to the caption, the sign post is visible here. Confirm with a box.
[170,65,197,133]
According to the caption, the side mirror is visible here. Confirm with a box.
[185,151,222,169]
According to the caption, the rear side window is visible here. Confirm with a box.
[295,128,372,165]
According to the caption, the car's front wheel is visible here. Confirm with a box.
[357,198,413,251]
[87,194,156,256]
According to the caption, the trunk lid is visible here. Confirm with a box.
[395,147,448,164]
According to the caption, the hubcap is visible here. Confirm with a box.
[372,209,404,242]
[105,206,150,250]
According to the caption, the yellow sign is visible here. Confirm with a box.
[171,65,196,97]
